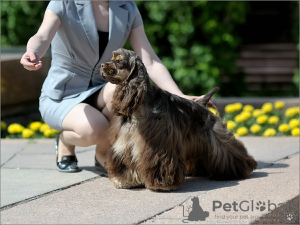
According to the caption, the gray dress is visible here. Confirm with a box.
[39,1,143,130]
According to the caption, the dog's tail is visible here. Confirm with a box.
[199,87,219,107]
[207,121,258,180]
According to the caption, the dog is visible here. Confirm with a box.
[101,48,257,191]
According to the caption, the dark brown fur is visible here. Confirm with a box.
[101,48,257,191]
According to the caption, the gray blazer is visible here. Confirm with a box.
[42,1,143,100]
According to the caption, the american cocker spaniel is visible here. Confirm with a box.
[101,48,257,191]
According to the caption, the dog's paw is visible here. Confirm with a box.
[111,177,140,189]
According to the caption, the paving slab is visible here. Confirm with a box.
[239,137,299,169]
[1,140,102,208]
[1,139,96,170]
[1,168,101,207]
[0,137,299,224]
[1,142,25,166]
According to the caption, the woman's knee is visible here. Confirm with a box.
[62,103,110,146]
[76,119,109,146]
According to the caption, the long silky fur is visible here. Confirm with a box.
[105,49,257,191]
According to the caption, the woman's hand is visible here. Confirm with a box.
[20,9,62,72]
[181,94,217,109]
[20,50,42,71]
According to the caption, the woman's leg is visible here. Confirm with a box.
[57,83,116,167]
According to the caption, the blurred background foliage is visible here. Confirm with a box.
[135,1,250,97]
[1,1,299,97]
[1,1,49,45]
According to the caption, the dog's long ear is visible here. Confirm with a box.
[112,56,147,116]
[128,56,136,77]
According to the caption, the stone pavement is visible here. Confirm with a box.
[0,137,299,224]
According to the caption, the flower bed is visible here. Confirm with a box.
[210,101,299,137]
[1,101,299,139]
[1,121,59,139]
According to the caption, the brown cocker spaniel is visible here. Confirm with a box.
[101,48,257,191]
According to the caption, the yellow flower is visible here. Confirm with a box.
[291,128,299,136]
[237,127,248,136]
[240,111,252,121]
[29,121,42,132]
[39,123,51,132]
[268,116,279,125]
[1,121,7,130]
[7,123,25,134]
[22,129,34,138]
[285,107,300,117]
[225,103,243,114]
[289,119,299,129]
[256,115,268,125]
[252,109,263,117]
[250,124,261,134]
[234,114,245,123]
[243,105,254,112]
[233,103,243,112]
[225,104,236,114]
[274,101,285,109]
[278,124,290,133]
[234,133,240,138]
[261,102,273,114]
[227,120,237,131]
[263,128,276,137]
[209,107,218,116]
[235,114,249,123]
[43,128,55,138]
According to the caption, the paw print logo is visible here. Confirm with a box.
[283,212,297,223]
[255,201,266,211]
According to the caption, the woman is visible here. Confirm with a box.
[21,1,214,173]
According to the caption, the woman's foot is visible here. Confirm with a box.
[55,134,80,173]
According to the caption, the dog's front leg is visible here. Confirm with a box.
[139,145,186,191]
[106,145,144,189]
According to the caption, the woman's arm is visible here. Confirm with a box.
[129,24,184,97]
[20,9,61,71]
[129,24,216,107]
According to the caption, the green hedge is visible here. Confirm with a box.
[1,1,49,46]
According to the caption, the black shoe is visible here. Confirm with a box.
[95,156,108,176]
[55,134,80,173]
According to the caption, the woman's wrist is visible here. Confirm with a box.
[26,48,38,56]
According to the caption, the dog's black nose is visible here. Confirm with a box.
[101,63,106,68]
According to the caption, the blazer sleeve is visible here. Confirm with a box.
[47,0,66,20]
[129,2,143,29]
